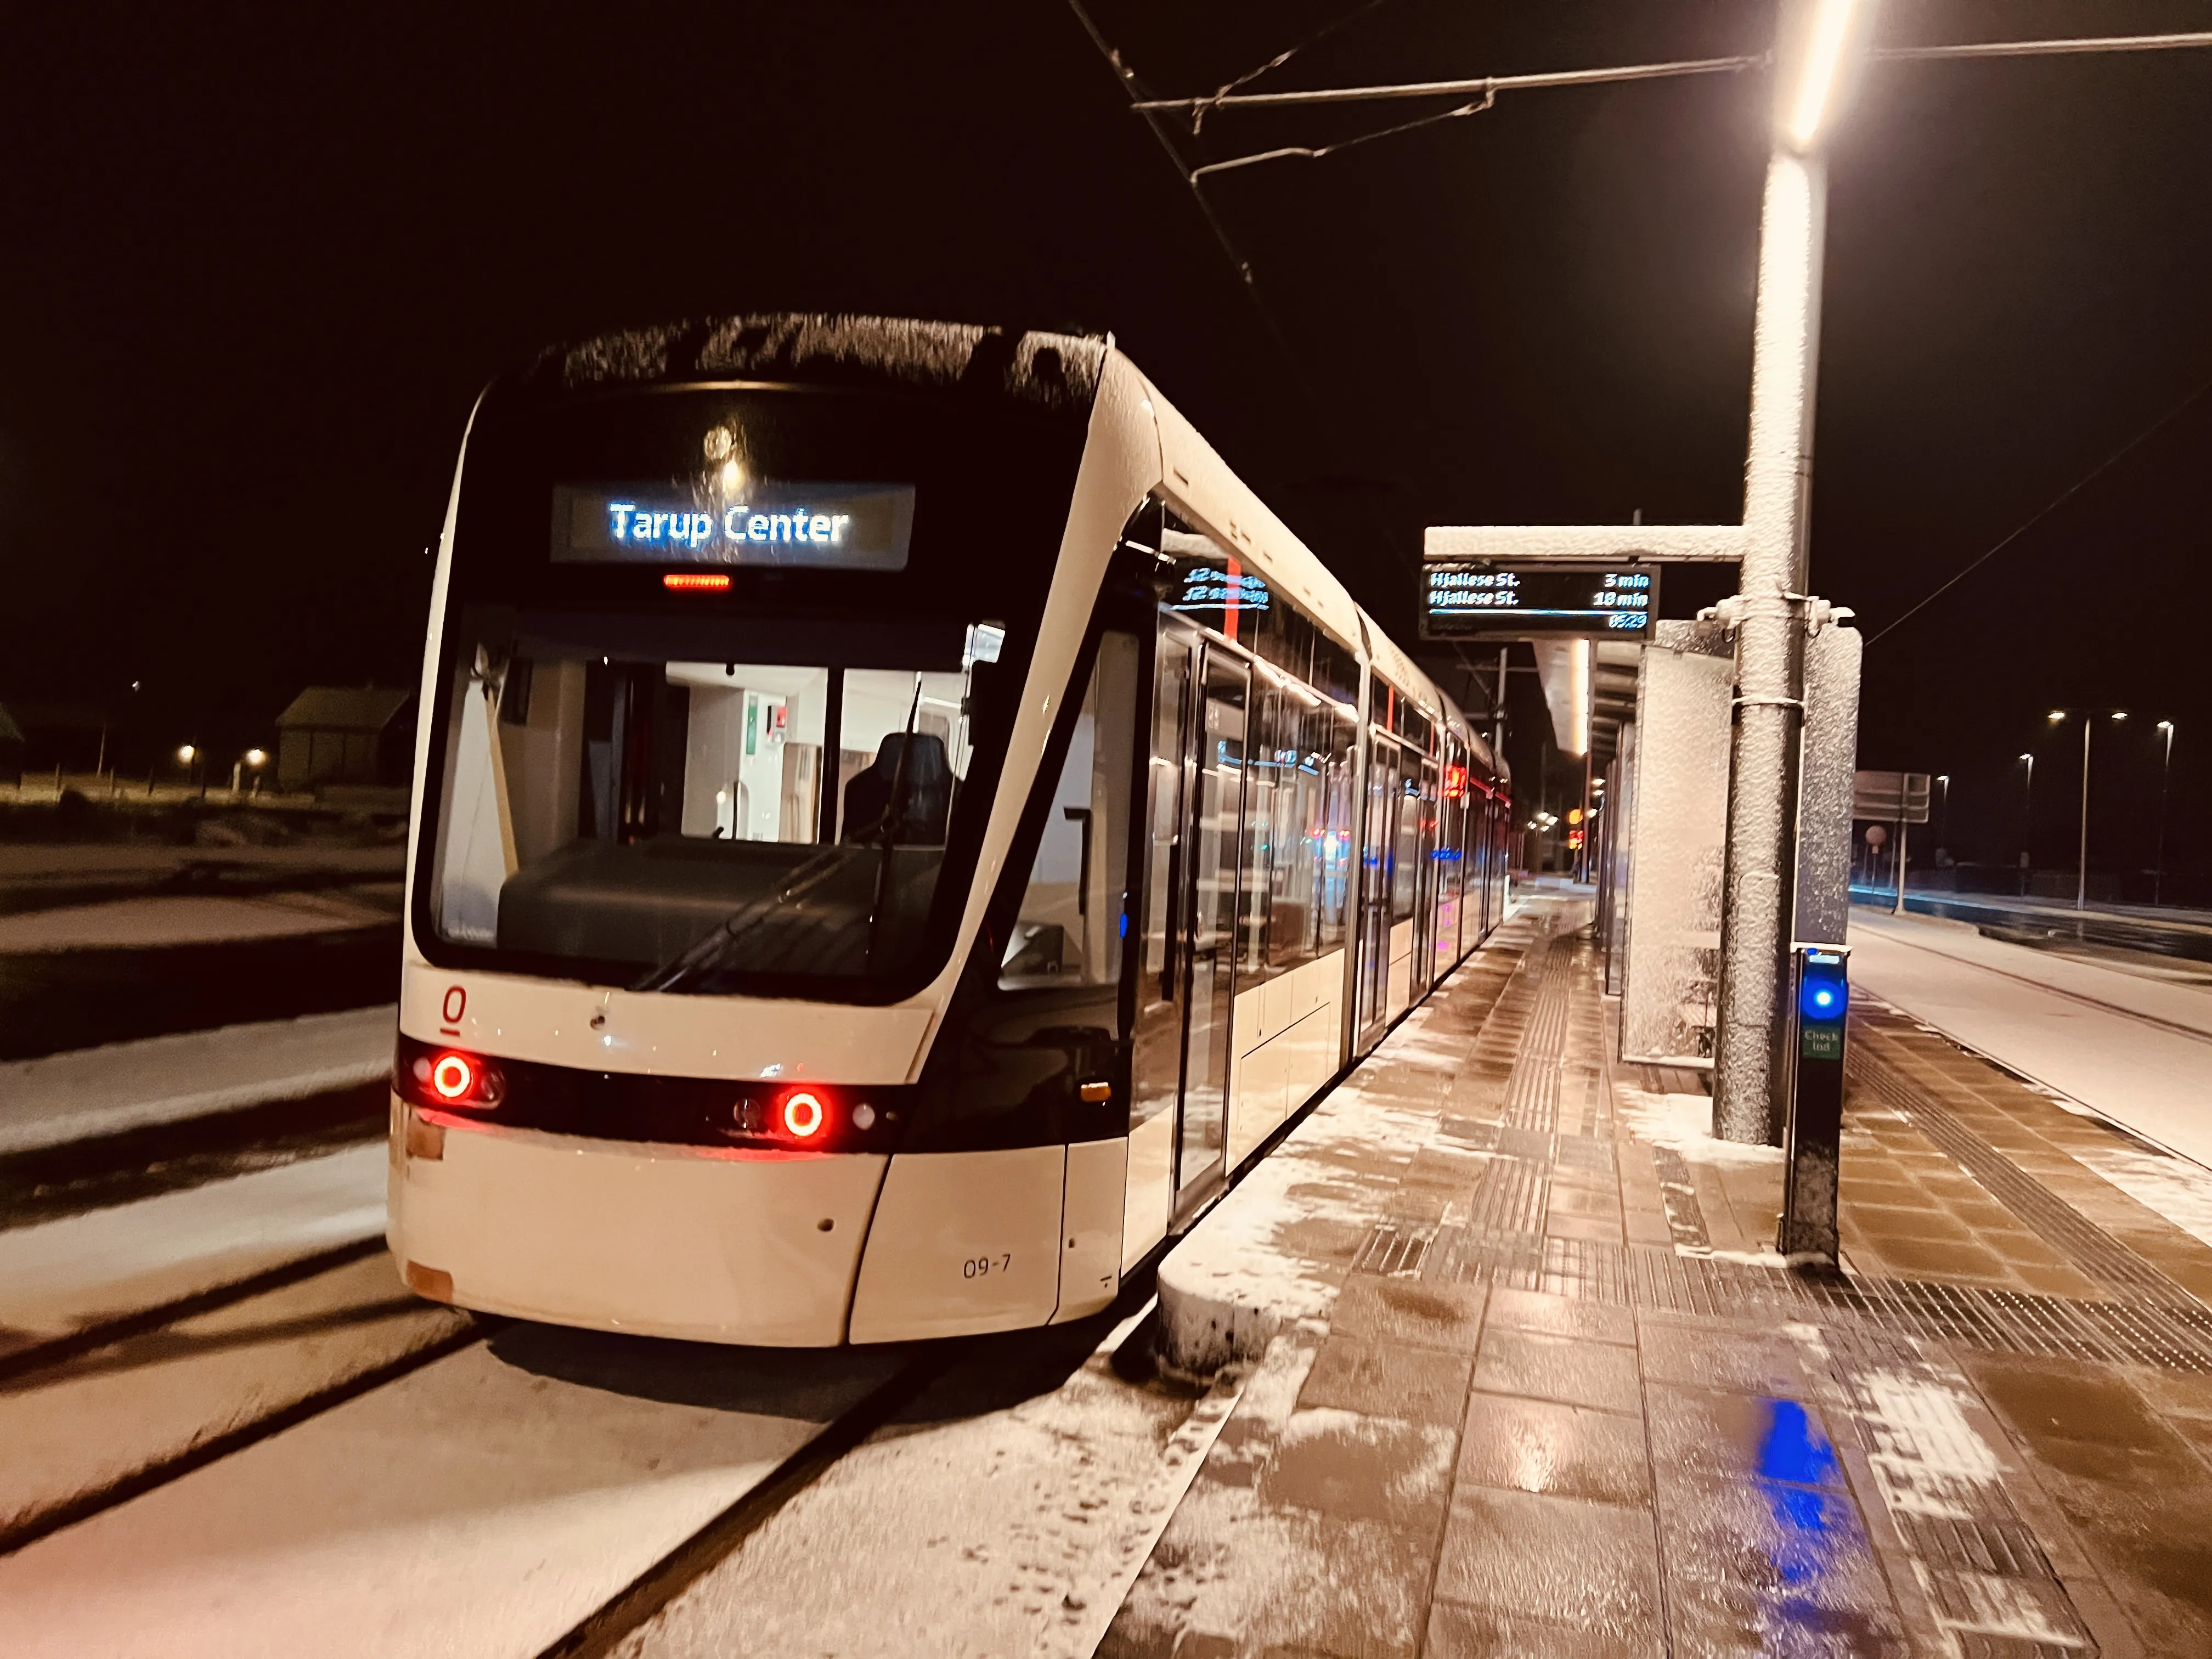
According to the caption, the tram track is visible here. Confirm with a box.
[539,1347,955,1659]
[0,1311,491,1558]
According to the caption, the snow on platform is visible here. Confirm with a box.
[0,1142,388,1343]
[1848,909,2212,1168]
[0,1005,394,1156]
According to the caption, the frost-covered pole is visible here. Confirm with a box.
[1712,0,1870,1144]
[1712,149,1823,1145]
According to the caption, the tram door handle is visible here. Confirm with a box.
[1064,807,1092,917]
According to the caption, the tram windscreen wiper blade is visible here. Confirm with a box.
[862,680,926,972]
[629,841,863,993]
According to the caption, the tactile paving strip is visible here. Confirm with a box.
[1400,1232,2212,1374]
[1850,1040,2201,1310]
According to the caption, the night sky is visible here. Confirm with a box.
[3,2,2207,890]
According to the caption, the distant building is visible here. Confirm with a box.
[275,686,415,793]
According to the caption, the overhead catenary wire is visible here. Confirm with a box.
[1132,31,2212,116]
[1060,0,1425,582]
[1865,368,2212,647]
[1192,0,1396,132]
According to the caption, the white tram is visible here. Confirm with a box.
[389,316,1511,1345]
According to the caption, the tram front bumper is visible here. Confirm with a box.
[387,1098,888,1345]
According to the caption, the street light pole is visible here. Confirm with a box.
[2077,714,2092,911]
[1713,0,1872,1146]
[2017,752,2033,895]
[2154,720,2175,906]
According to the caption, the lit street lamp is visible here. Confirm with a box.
[2049,709,2128,911]
[2155,720,2176,906]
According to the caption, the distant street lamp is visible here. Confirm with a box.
[2016,753,2034,894]
[175,744,195,765]
[1935,772,1950,860]
[2050,709,2128,911]
[2154,720,2176,906]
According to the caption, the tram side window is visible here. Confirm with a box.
[1318,709,1355,951]
[1260,690,1327,974]
[1000,632,1139,989]
[1391,772,1421,922]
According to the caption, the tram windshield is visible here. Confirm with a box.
[415,383,1084,1001]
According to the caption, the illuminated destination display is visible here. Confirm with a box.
[1421,562,1660,639]
[551,481,916,571]
[1170,564,1271,616]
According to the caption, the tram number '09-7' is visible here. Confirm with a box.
[962,1255,1013,1279]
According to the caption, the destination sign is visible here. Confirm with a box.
[550,481,916,571]
[1421,562,1660,639]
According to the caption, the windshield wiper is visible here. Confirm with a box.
[863,680,925,972]
[629,841,861,994]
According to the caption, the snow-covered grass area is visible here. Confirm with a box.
[0,1005,393,1156]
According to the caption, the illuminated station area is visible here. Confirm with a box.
[4,6,2210,1657]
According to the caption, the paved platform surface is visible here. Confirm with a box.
[1121,898,2212,1658]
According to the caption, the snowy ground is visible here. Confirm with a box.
[0,1005,393,1155]
[0,884,400,953]
[0,1142,388,1342]
[1848,908,2212,1166]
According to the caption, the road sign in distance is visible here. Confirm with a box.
[1852,770,1930,825]
[1421,562,1659,639]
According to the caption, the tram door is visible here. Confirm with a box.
[1354,737,1397,1052]
[1133,625,1250,1222]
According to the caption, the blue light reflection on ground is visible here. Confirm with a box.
[1755,1398,1843,1590]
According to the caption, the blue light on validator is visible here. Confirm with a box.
[1800,973,1847,1022]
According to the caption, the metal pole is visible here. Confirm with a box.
[2076,715,2091,911]
[2154,724,2173,906]
[1713,148,1822,1146]
[1892,816,1907,916]
[2021,753,2033,894]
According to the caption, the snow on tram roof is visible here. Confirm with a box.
[519,313,1107,417]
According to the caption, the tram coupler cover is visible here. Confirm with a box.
[1778,943,1849,1262]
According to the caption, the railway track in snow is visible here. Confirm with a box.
[0,1183,1207,1659]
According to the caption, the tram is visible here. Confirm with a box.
[389,315,1511,1345]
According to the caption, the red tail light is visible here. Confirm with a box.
[398,1043,504,1110]
[780,1090,826,1138]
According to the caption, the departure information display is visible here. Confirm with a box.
[1421,562,1660,638]
[551,481,916,571]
